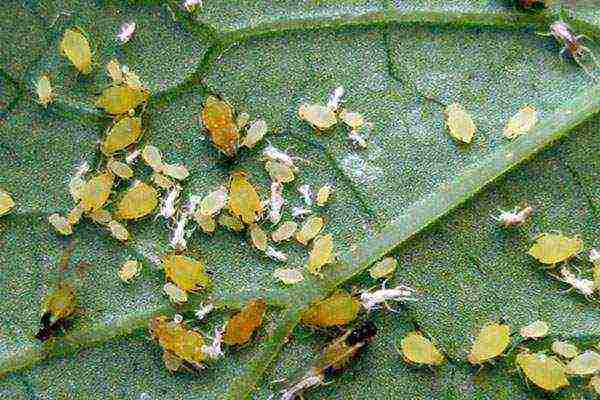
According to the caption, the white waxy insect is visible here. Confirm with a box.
[339,109,365,130]
[107,159,134,180]
[68,161,90,201]
[236,112,250,129]
[445,102,476,144]
[106,59,123,84]
[108,220,129,241]
[552,340,579,359]
[298,184,313,206]
[163,282,188,304]
[266,246,288,262]
[126,149,140,164]
[48,213,73,235]
[565,351,600,376]
[142,145,164,172]
[195,302,214,321]
[520,320,550,339]
[292,206,312,219]
[273,268,304,285]
[327,86,345,112]
[269,181,284,224]
[182,0,203,12]
[119,260,141,283]
[263,143,298,168]
[170,213,189,250]
[589,248,600,265]
[369,257,398,279]
[162,163,189,181]
[159,185,181,219]
[316,185,333,207]
[201,327,224,360]
[493,206,534,227]
[199,186,228,217]
[172,314,184,325]
[504,106,538,139]
[348,130,368,148]
[241,119,268,149]
[118,21,136,44]
[550,266,595,298]
[35,75,54,107]
[271,221,298,242]
[360,280,417,312]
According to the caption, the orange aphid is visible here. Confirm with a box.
[201,96,239,157]
[301,291,360,327]
[223,299,267,345]
[149,316,206,370]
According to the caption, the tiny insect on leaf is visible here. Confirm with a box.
[590,375,600,395]
[316,185,333,207]
[271,221,298,242]
[552,340,579,359]
[516,352,569,391]
[0,189,15,216]
[467,323,511,364]
[96,85,149,115]
[108,220,129,241]
[273,268,304,285]
[519,320,550,339]
[339,109,365,130]
[107,159,134,180]
[296,216,324,245]
[194,212,216,233]
[59,28,92,74]
[163,282,188,304]
[142,145,164,172]
[241,119,268,148]
[298,103,337,131]
[35,75,54,107]
[162,164,189,181]
[528,233,583,265]
[301,291,360,327]
[307,234,334,276]
[37,283,77,341]
[229,172,262,224]
[115,181,158,220]
[249,224,268,252]
[236,112,250,129]
[401,332,445,366]
[445,102,476,143]
[504,106,538,139]
[101,117,142,155]
[163,254,211,292]
[66,204,84,225]
[79,173,114,212]
[106,59,123,84]
[223,299,267,345]
[202,96,239,157]
[152,173,174,190]
[218,213,244,232]
[369,257,398,279]
[565,351,600,376]
[48,213,73,235]
[199,186,228,217]
[149,316,205,370]
[87,208,112,224]
[265,160,295,183]
[119,260,141,283]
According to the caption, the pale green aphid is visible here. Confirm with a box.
[339,109,365,130]
[369,257,398,279]
[504,106,538,139]
[565,351,600,375]
[401,332,445,366]
[194,213,216,234]
[36,75,54,107]
[296,216,324,245]
[152,173,174,190]
[48,213,73,235]
[316,185,333,207]
[467,323,511,364]
[87,208,112,224]
[79,173,114,212]
[515,351,569,392]
[108,220,129,241]
[107,159,134,180]
[142,145,164,172]
[163,282,188,304]
[60,28,92,74]
[106,59,123,84]
[271,221,297,242]
[273,268,304,285]
[249,223,268,252]
[552,340,579,359]
[115,181,158,220]
[199,186,228,217]
[96,85,149,115]
[67,203,84,225]
[241,119,268,148]
[236,112,250,129]
[528,233,583,265]
[265,160,295,183]
[218,213,244,232]
[298,103,337,131]
[519,320,550,339]
[119,260,141,283]
[162,163,189,181]
[307,234,334,276]
[445,102,476,144]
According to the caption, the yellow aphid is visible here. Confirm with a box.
[115,181,158,220]
[201,96,239,157]
[107,159,134,180]
[229,172,262,224]
[316,185,333,207]
[48,213,73,235]
[504,106,538,139]
[307,234,334,276]
[271,221,298,242]
[194,212,216,233]
[36,283,77,341]
[87,208,112,224]
[565,351,600,375]
[516,352,569,391]
[249,223,268,252]
[0,189,15,216]
[296,216,324,245]
[241,119,268,148]
[35,75,54,107]
[301,291,360,327]
[401,332,445,366]
[59,28,92,74]
[163,282,188,304]
[96,85,149,115]
[199,186,228,217]
[108,220,129,241]
[339,109,365,129]
[273,268,304,285]
[142,145,164,172]
[223,299,267,345]
[119,260,141,283]
[467,323,511,364]
[66,203,84,225]
[552,340,579,359]
[123,68,143,90]
[298,103,337,131]
[152,173,174,190]
[445,103,476,144]
[218,213,244,232]
[528,233,583,265]
[161,164,189,181]
[163,254,211,292]
[106,59,123,84]
[149,316,205,369]
[369,257,398,279]
[590,375,600,395]
[101,117,142,155]
[265,160,295,183]
[79,173,114,212]
[520,320,550,339]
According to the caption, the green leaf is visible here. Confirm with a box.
[1,1,599,399]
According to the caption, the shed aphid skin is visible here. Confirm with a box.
[445,103,476,144]
[48,213,73,236]
[301,291,360,327]
[229,172,263,224]
[297,184,313,206]
[117,21,136,44]
[528,233,583,266]
[236,112,250,129]
[493,206,533,227]
[159,184,181,219]
[296,216,324,245]
[263,143,299,169]
[102,116,142,155]
[35,75,54,107]
[269,181,284,224]
[467,323,511,365]
[182,0,203,12]
[327,86,345,112]
[400,332,445,366]
[541,20,599,80]
[126,149,140,165]
[279,320,377,400]
[266,246,288,262]
[348,124,371,149]
[60,28,92,74]
[106,59,123,84]
[201,327,225,360]
[552,340,579,359]
[0,189,15,217]
[515,351,569,392]
[108,220,129,241]
[170,213,190,250]
[68,161,90,201]
[198,186,228,218]
[241,119,268,149]
[202,96,239,157]
[291,206,312,219]
[162,163,190,181]
[316,185,333,207]
[163,282,188,304]
[119,260,141,283]
[589,248,600,266]
[519,320,549,339]
[360,280,417,312]
[369,257,398,279]
[223,299,267,346]
[549,266,595,298]
[195,302,214,321]
[35,282,77,341]
[273,268,304,285]
[115,181,159,220]
[565,350,600,375]
[272,221,298,242]
[107,159,134,180]
[307,234,335,276]
[504,106,538,139]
